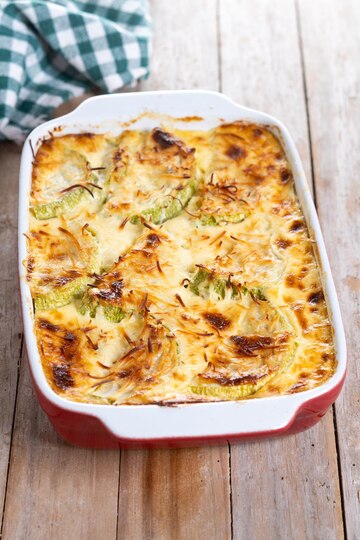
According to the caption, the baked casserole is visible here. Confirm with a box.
[25,121,336,405]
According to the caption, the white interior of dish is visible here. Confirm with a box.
[18,91,346,440]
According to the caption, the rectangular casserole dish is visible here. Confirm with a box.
[18,90,346,448]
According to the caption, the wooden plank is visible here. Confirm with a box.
[229,429,342,540]
[0,143,23,525]
[219,1,344,538]
[1,103,120,540]
[219,0,312,184]
[118,447,230,540]
[298,0,360,537]
[140,0,219,91]
[2,354,120,540]
[118,2,231,540]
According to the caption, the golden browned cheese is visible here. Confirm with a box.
[26,122,336,404]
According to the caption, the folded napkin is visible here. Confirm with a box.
[0,0,151,142]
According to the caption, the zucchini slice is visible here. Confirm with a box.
[31,150,96,220]
[190,340,298,400]
[31,134,120,220]
[88,318,178,404]
[106,128,199,224]
[186,278,298,400]
[29,224,99,311]
[31,181,106,220]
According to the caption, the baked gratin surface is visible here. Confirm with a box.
[26,122,336,404]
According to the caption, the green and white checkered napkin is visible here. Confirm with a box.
[0,0,151,142]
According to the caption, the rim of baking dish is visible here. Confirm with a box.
[18,90,347,441]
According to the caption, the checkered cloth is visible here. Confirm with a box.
[0,0,151,142]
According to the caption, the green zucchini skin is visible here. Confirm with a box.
[75,269,127,323]
[32,188,87,220]
[200,210,248,226]
[134,181,196,225]
[189,268,266,302]
[76,289,98,318]
[31,179,107,220]
[102,305,126,323]
[189,384,256,399]
[34,276,89,311]
[76,291,126,323]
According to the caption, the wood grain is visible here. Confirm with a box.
[0,0,357,537]
[141,0,219,91]
[219,1,344,538]
[0,143,23,525]
[1,355,120,540]
[117,3,231,540]
[118,447,230,540]
[298,0,360,537]
[219,0,312,184]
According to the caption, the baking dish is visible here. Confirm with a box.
[18,90,346,448]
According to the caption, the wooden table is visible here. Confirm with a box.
[0,1,359,538]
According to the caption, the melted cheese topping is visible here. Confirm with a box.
[26,122,336,404]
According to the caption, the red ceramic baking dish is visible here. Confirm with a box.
[18,91,346,448]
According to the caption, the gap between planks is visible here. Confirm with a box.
[296,1,350,537]
[297,0,360,539]
[295,3,348,534]
[227,441,234,540]
[0,335,23,539]
[294,0,317,206]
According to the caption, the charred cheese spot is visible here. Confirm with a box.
[252,128,263,139]
[38,319,60,332]
[308,290,324,304]
[276,238,292,249]
[145,233,161,247]
[52,364,74,390]
[90,273,124,304]
[280,168,291,183]
[203,312,230,330]
[27,121,336,404]
[289,219,304,233]
[226,145,247,160]
[152,127,195,157]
